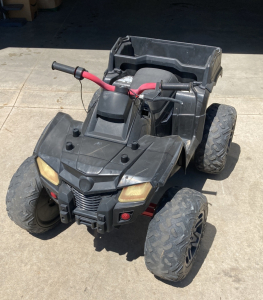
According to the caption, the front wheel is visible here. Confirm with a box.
[144,188,208,282]
[6,156,60,234]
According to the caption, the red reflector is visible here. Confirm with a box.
[50,192,57,199]
[121,213,130,220]
[142,203,157,217]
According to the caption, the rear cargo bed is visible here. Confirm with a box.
[108,36,222,86]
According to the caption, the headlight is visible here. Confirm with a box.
[36,157,59,185]
[118,182,152,203]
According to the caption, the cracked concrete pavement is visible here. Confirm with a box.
[0,0,263,299]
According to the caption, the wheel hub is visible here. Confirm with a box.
[185,212,205,265]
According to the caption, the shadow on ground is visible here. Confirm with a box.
[153,142,241,201]
[31,221,73,240]
[1,0,263,54]
[90,215,151,262]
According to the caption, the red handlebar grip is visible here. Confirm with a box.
[82,71,115,92]
[129,83,156,95]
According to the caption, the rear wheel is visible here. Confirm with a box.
[6,156,60,234]
[144,188,208,282]
[195,103,237,174]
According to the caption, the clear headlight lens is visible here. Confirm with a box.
[118,182,152,202]
[36,157,59,186]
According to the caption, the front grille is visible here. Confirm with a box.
[70,186,102,212]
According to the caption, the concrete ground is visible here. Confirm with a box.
[0,1,263,299]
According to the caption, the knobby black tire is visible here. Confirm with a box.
[6,156,60,234]
[144,188,208,282]
[195,103,237,174]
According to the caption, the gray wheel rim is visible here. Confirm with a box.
[36,190,60,228]
[185,211,205,266]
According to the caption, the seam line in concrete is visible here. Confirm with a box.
[211,96,263,99]
[10,106,86,111]
[52,0,79,40]
[0,49,50,132]
[0,1,80,132]
[0,88,95,95]
[13,90,95,94]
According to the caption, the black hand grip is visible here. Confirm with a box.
[52,61,76,75]
[161,83,191,91]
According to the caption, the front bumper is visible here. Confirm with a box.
[42,180,155,234]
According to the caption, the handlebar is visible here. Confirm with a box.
[52,62,75,75]
[52,61,115,91]
[161,82,191,92]
[52,61,199,95]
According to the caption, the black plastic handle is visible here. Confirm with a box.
[161,83,191,91]
[52,61,75,75]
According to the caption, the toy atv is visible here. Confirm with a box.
[6,36,237,282]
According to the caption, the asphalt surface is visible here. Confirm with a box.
[0,1,262,299]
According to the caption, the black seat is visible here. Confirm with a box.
[130,68,179,113]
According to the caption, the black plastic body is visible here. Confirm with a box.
[35,36,222,234]
[97,91,132,121]
[106,36,222,88]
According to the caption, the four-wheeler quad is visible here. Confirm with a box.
[6,36,237,282]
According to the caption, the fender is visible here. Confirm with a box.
[33,112,82,173]
[33,113,186,194]
[118,135,186,189]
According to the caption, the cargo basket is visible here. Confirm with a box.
[108,36,222,87]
